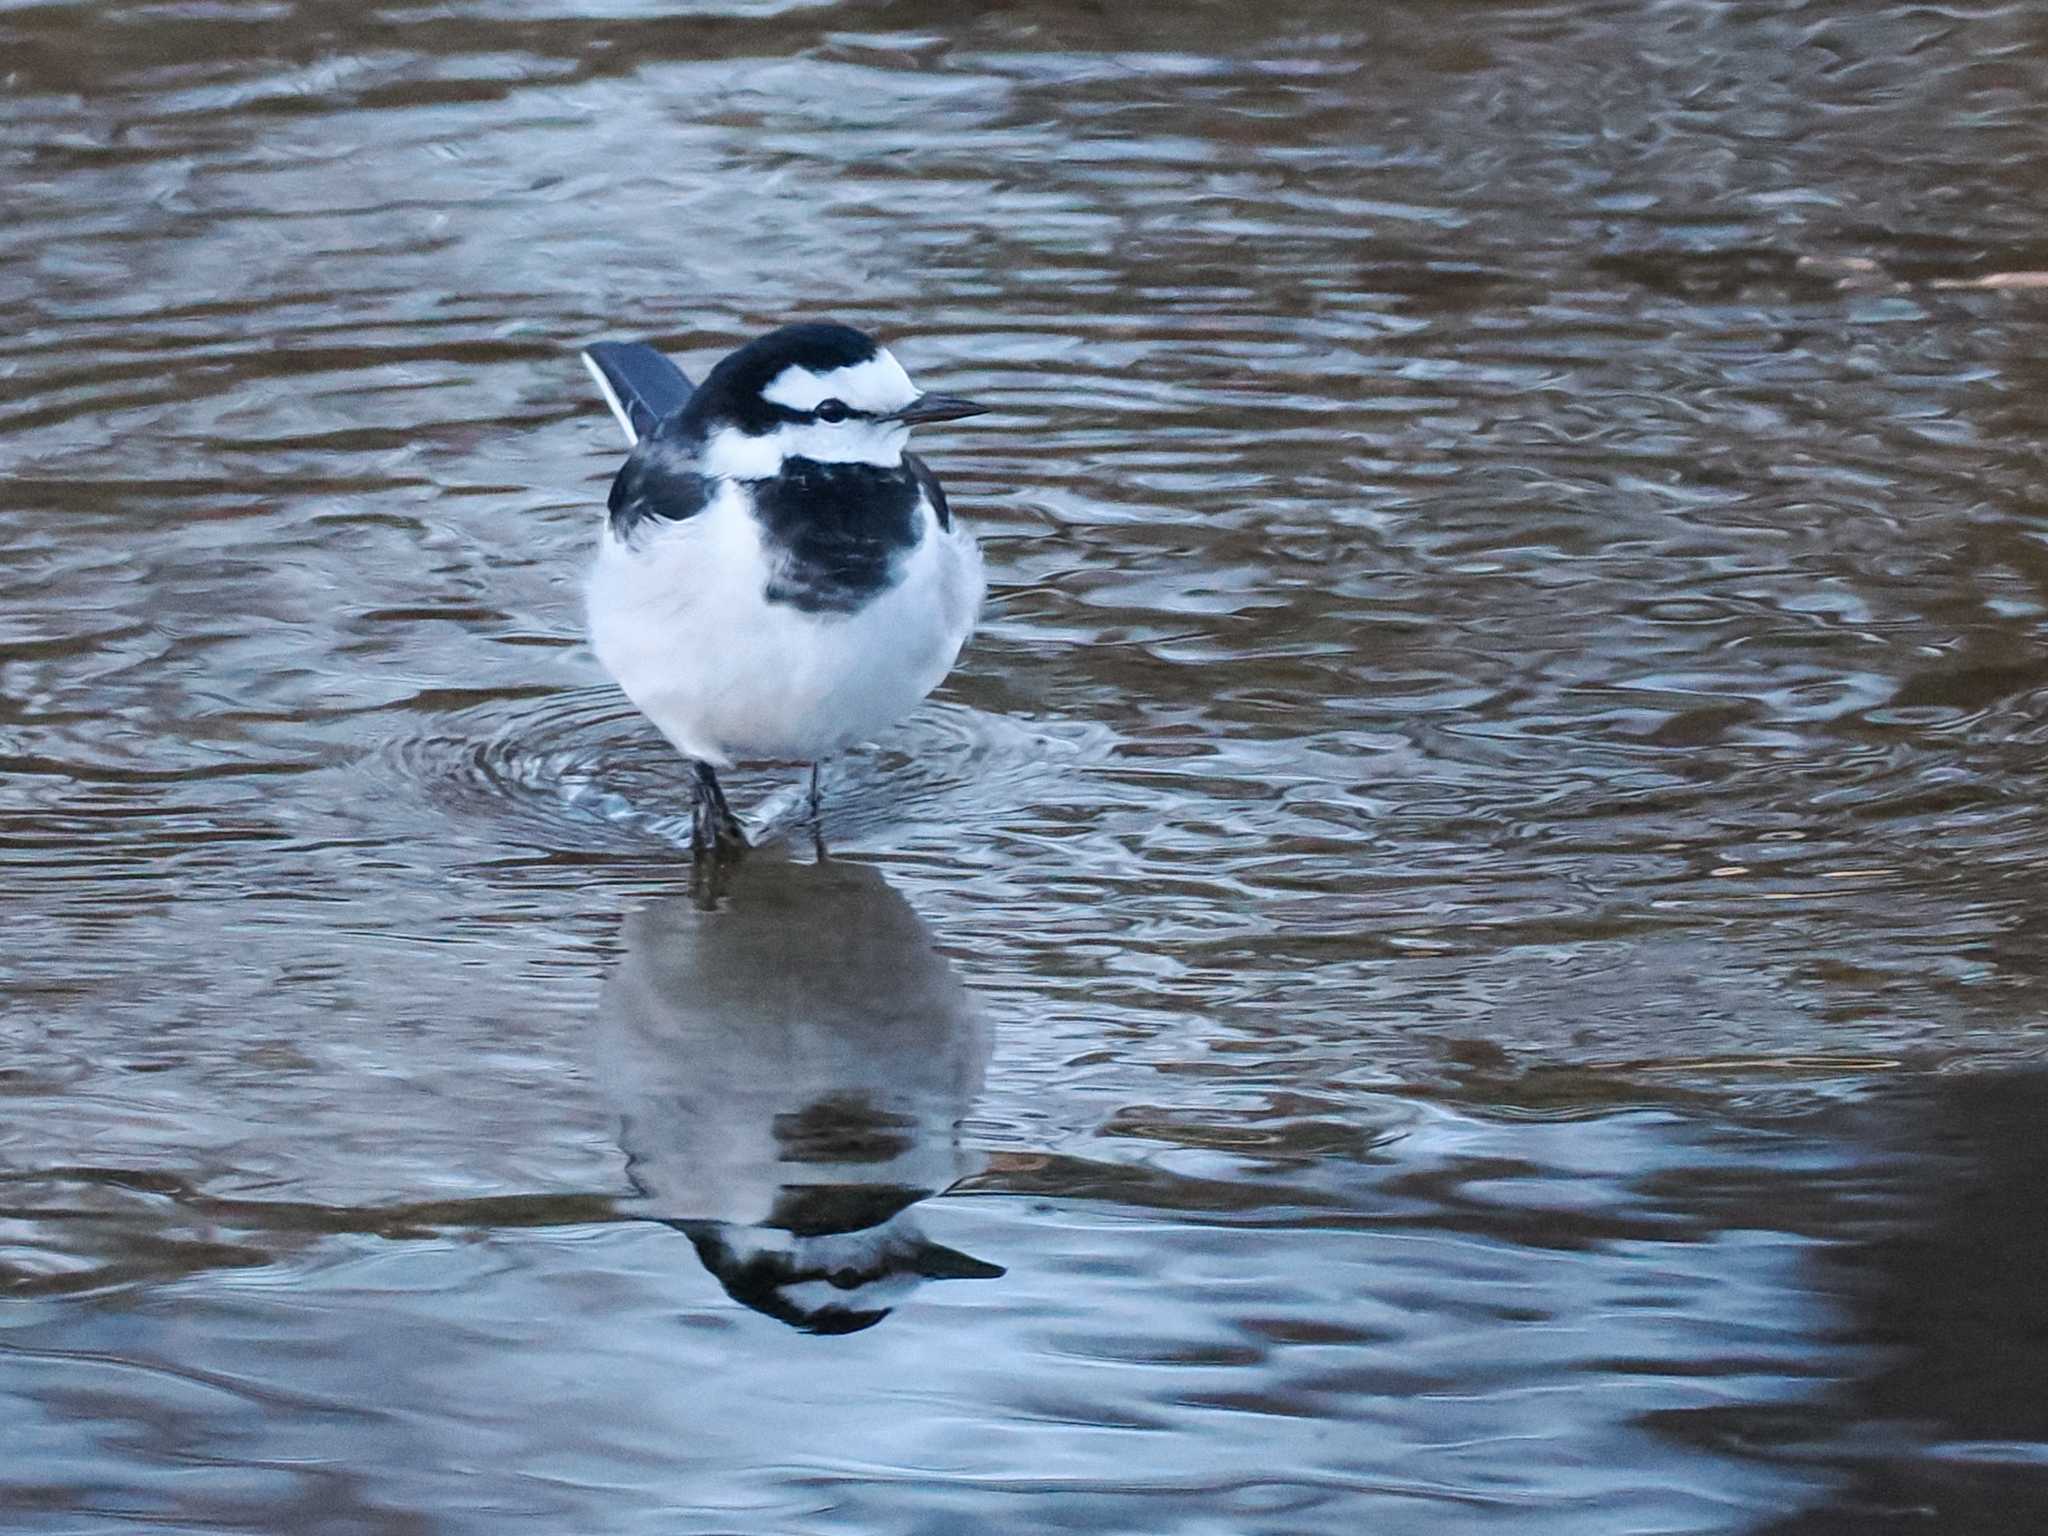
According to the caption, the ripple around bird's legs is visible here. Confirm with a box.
[362,686,1115,857]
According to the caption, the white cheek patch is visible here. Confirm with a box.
[785,418,909,467]
[703,420,910,477]
[701,426,786,480]
[761,350,918,415]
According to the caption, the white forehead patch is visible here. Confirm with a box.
[761,349,918,415]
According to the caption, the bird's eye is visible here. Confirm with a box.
[815,398,850,423]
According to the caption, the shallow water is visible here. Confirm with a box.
[6,0,2048,1528]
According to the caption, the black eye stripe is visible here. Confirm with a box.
[815,397,851,422]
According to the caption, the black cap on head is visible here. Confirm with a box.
[677,321,882,436]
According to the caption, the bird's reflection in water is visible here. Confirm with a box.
[595,853,1001,1334]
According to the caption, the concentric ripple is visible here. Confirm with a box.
[359,683,1117,854]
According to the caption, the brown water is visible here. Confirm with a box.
[7,0,2048,1529]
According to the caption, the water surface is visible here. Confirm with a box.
[5,0,2048,1529]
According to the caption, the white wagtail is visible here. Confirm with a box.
[580,322,988,857]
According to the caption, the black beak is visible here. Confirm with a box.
[890,393,988,425]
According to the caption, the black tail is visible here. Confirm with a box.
[581,341,695,445]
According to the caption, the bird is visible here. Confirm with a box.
[579,322,988,858]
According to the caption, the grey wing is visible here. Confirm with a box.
[904,452,955,531]
[608,438,712,542]
[907,452,984,643]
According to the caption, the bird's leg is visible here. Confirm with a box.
[690,761,749,860]
[806,761,828,862]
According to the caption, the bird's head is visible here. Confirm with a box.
[677,321,985,479]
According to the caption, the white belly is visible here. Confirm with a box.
[586,480,982,768]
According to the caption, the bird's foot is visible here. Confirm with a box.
[685,766,747,908]
[689,802,749,861]
[689,761,750,862]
